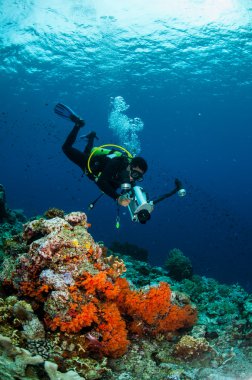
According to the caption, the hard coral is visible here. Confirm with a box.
[0,334,83,379]
[165,248,193,281]
[173,335,211,360]
[64,211,88,227]
[44,208,65,219]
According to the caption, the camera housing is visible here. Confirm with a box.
[128,186,154,223]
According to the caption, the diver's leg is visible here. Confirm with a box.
[62,124,87,171]
[83,132,97,154]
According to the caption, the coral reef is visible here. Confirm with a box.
[0,334,85,379]
[1,209,252,379]
[165,248,193,281]
[0,184,26,225]
[105,252,252,379]
[0,334,44,378]
[1,212,196,364]
[0,184,27,270]
[0,184,7,221]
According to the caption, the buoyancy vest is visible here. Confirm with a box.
[86,144,133,181]
[90,147,123,160]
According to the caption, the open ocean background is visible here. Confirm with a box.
[0,0,251,291]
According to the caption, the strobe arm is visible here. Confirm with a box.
[153,178,186,205]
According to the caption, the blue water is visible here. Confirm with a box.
[1,1,251,290]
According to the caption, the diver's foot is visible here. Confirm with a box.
[80,131,99,140]
[75,118,85,128]
[71,114,85,127]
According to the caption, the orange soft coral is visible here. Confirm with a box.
[154,304,197,334]
[44,276,129,357]
[98,303,129,358]
[46,302,99,333]
[115,278,197,336]
[19,281,50,302]
[80,272,120,300]
[20,271,196,357]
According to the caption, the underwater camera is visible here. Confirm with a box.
[127,186,154,224]
[127,179,186,224]
[88,179,186,226]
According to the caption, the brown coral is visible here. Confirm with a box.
[44,208,65,219]
[173,335,211,360]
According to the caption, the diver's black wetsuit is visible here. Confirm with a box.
[62,124,131,200]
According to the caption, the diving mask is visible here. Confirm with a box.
[130,168,144,182]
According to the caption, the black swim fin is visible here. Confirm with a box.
[54,103,85,126]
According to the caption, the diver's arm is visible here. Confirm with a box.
[96,177,119,200]
[96,160,122,200]
[96,178,130,205]
[96,158,130,202]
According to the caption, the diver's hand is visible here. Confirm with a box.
[117,195,131,207]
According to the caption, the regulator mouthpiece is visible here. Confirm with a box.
[178,188,186,197]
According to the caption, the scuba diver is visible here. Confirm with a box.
[55,103,148,207]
